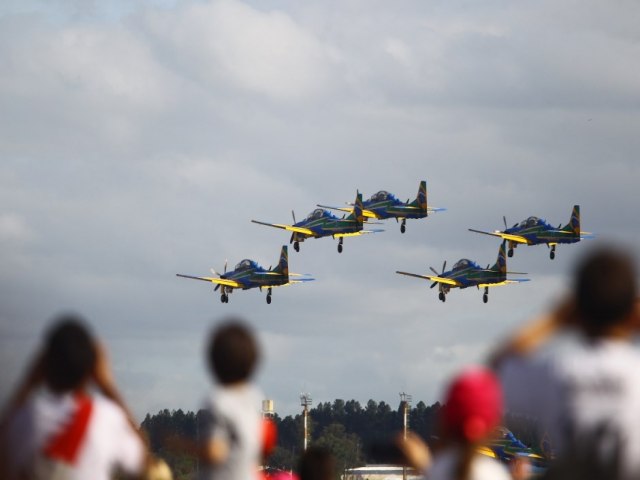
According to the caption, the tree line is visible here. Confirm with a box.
[141,399,539,479]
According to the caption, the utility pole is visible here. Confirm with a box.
[399,392,412,480]
[300,393,312,451]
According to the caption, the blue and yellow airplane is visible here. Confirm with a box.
[469,205,590,259]
[251,192,382,253]
[176,246,313,304]
[396,241,529,303]
[318,181,445,233]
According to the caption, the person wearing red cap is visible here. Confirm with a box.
[426,366,511,480]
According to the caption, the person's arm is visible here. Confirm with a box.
[0,351,45,430]
[489,298,577,369]
[92,342,141,433]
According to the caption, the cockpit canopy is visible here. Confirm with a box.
[306,208,326,221]
[235,259,255,270]
[518,216,541,228]
[369,190,390,202]
[453,259,476,270]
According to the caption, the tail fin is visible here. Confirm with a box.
[274,245,289,277]
[492,241,507,275]
[416,180,427,211]
[348,191,364,224]
[562,205,580,235]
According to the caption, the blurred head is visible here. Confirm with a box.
[574,245,637,335]
[298,447,336,480]
[207,319,259,385]
[43,315,96,393]
[441,366,502,444]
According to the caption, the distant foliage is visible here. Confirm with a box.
[140,399,444,475]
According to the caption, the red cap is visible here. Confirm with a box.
[441,366,502,443]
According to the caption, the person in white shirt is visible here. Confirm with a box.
[493,245,640,480]
[0,315,147,480]
[198,319,265,480]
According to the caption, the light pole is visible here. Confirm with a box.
[300,393,312,451]
[399,392,412,480]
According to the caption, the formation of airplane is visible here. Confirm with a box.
[318,181,445,233]
[176,177,589,305]
[251,192,384,253]
[469,205,590,259]
[396,241,529,303]
[176,246,313,304]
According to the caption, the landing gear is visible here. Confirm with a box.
[550,245,556,260]
[400,219,406,234]
[221,294,229,303]
[266,288,272,304]
[337,238,343,253]
[482,287,489,304]
[508,248,514,258]
[438,291,446,302]
[293,241,300,252]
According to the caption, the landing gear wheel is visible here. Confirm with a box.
[483,294,488,303]
[294,241,300,252]
[439,292,445,302]
[508,249,514,258]
[550,250,555,260]
[338,243,343,253]
[400,224,406,234]
[221,294,228,303]
[266,295,272,304]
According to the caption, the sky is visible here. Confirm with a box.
[1,0,639,420]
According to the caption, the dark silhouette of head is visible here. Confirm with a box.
[575,246,637,336]
[43,315,97,393]
[298,447,336,480]
[207,319,259,385]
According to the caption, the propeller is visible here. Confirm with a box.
[292,210,297,224]
[429,261,447,289]
[503,215,507,231]
[210,259,229,291]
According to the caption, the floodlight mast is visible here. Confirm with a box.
[300,393,312,451]
[399,392,412,480]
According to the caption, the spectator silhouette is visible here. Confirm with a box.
[493,245,640,480]
[399,366,510,480]
[298,447,336,480]
[198,318,266,480]
[0,314,147,480]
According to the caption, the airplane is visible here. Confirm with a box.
[318,181,445,233]
[176,245,313,304]
[469,205,590,259]
[251,192,383,253]
[395,241,529,303]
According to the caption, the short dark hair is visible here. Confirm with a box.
[575,246,637,334]
[207,319,259,385]
[298,447,336,480]
[43,315,97,392]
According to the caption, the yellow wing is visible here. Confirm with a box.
[468,229,529,244]
[478,279,530,288]
[176,274,242,288]
[251,220,314,235]
[395,271,460,286]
